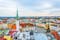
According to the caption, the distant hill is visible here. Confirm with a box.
[0,16,60,19]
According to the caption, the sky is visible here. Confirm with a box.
[0,0,60,17]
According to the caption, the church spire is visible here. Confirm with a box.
[16,8,20,31]
[16,8,19,20]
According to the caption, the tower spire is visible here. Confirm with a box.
[16,8,20,31]
[16,8,19,20]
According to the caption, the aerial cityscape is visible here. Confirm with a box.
[0,0,60,40]
[0,9,60,40]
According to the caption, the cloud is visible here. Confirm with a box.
[0,0,60,16]
[17,0,60,16]
[0,0,17,16]
[0,0,16,8]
